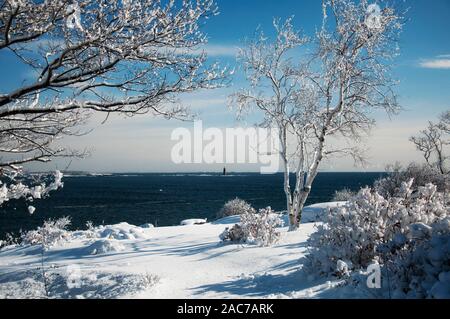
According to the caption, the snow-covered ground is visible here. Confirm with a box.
[0,202,372,299]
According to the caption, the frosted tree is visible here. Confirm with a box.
[410,111,450,174]
[0,0,227,207]
[232,0,403,229]
[230,18,311,229]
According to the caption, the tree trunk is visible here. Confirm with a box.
[295,187,311,224]
[279,127,297,230]
[288,210,297,230]
[293,142,324,226]
[284,169,295,230]
[436,146,446,174]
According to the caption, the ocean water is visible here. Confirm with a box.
[0,172,384,238]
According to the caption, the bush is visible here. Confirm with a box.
[0,233,20,248]
[21,217,72,249]
[84,221,97,239]
[389,218,450,298]
[305,179,450,298]
[220,207,284,246]
[332,188,355,202]
[217,197,255,218]
[305,180,449,275]
[375,162,449,198]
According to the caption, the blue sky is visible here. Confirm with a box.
[1,0,449,173]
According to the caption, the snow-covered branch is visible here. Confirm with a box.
[0,170,64,208]
[0,0,228,208]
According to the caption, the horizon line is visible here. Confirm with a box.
[55,170,387,174]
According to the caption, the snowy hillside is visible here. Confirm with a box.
[0,202,371,299]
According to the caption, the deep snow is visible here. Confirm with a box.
[0,202,373,299]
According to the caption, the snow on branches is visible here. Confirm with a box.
[217,197,255,218]
[220,207,284,247]
[0,0,226,118]
[305,179,450,298]
[21,216,71,249]
[390,218,450,298]
[0,170,64,209]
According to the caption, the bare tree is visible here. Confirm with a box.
[410,111,450,174]
[232,0,403,229]
[0,0,227,206]
[440,111,450,133]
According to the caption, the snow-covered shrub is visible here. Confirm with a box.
[0,270,161,299]
[332,188,355,202]
[305,180,449,279]
[1,233,20,248]
[388,218,450,298]
[21,217,72,249]
[87,239,125,255]
[220,207,284,246]
[140,273,161,289]
[217,198,255,218]
[70,222,152,241]
[375,163,449,198]
[84,221,96,239]
[220,224,245,242]
[97,222,149,240]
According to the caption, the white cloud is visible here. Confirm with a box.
[201,44,239,57]
[165,44,239,58]
[178,89,231,110]
[419,56,450,69]
[160,42,300,59]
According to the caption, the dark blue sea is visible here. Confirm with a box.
[0,172,384,239]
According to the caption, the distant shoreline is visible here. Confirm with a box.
[58,171,387,175]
